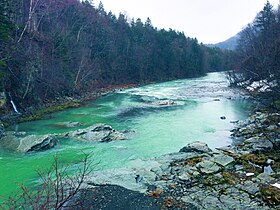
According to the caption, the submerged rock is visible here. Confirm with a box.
[151,100,176,106]
[52,121,82,128]
[0,133,58,153]
[64,123,126,142]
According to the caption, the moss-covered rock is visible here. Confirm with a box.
[222,171,240,185]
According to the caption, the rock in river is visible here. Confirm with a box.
[151,100,176,106]
[64,123,126,142]
[0,133,58,153]
[52,121,82,128]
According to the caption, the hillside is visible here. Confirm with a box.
[0,0,235,115]
[207,34,240,50]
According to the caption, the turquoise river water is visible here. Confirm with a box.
[0,72,251,199]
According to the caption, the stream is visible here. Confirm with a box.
[0,72,251,198]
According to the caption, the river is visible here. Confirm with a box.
[0,72,251,198]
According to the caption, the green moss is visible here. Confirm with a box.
[222,172,239,185]
[41,102,80,114]
[267,153,280,174]
[242,154,266,166]
[19,114,44,122]
[170,157,203,168]
[202,175,224,186]
[19,102,80,123]
[260,186,280,206]
[235,152,280,175]
[184,157,203,167]
[234,154,265,174]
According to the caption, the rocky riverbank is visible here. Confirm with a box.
[77,111,280,209]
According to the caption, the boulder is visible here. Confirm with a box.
[0,134,58,153]
[179,141,212,154]
[64,123,125,142]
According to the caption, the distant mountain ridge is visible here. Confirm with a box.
[207,34,240,50]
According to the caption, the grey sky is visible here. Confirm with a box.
[92,0,279,44]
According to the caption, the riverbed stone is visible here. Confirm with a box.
[64,123,125,142]
[240,137,273,152]
[213,153,235,167]
[254,173,276,184]
[196,160,221,174]
[236,181,259,195]
[179,141,212,154]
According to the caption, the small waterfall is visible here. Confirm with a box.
[10,100,19,113]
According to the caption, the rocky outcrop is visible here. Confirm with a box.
[0,133,58,153]
[64,123,126,142]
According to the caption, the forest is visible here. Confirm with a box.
[0,1,280,209]
[229,1,280,108]
[0,0,235,112]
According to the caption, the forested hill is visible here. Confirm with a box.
[207,34,240,50]
[0,0,234,112]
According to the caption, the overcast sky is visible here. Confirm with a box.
[91,0,279,44]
